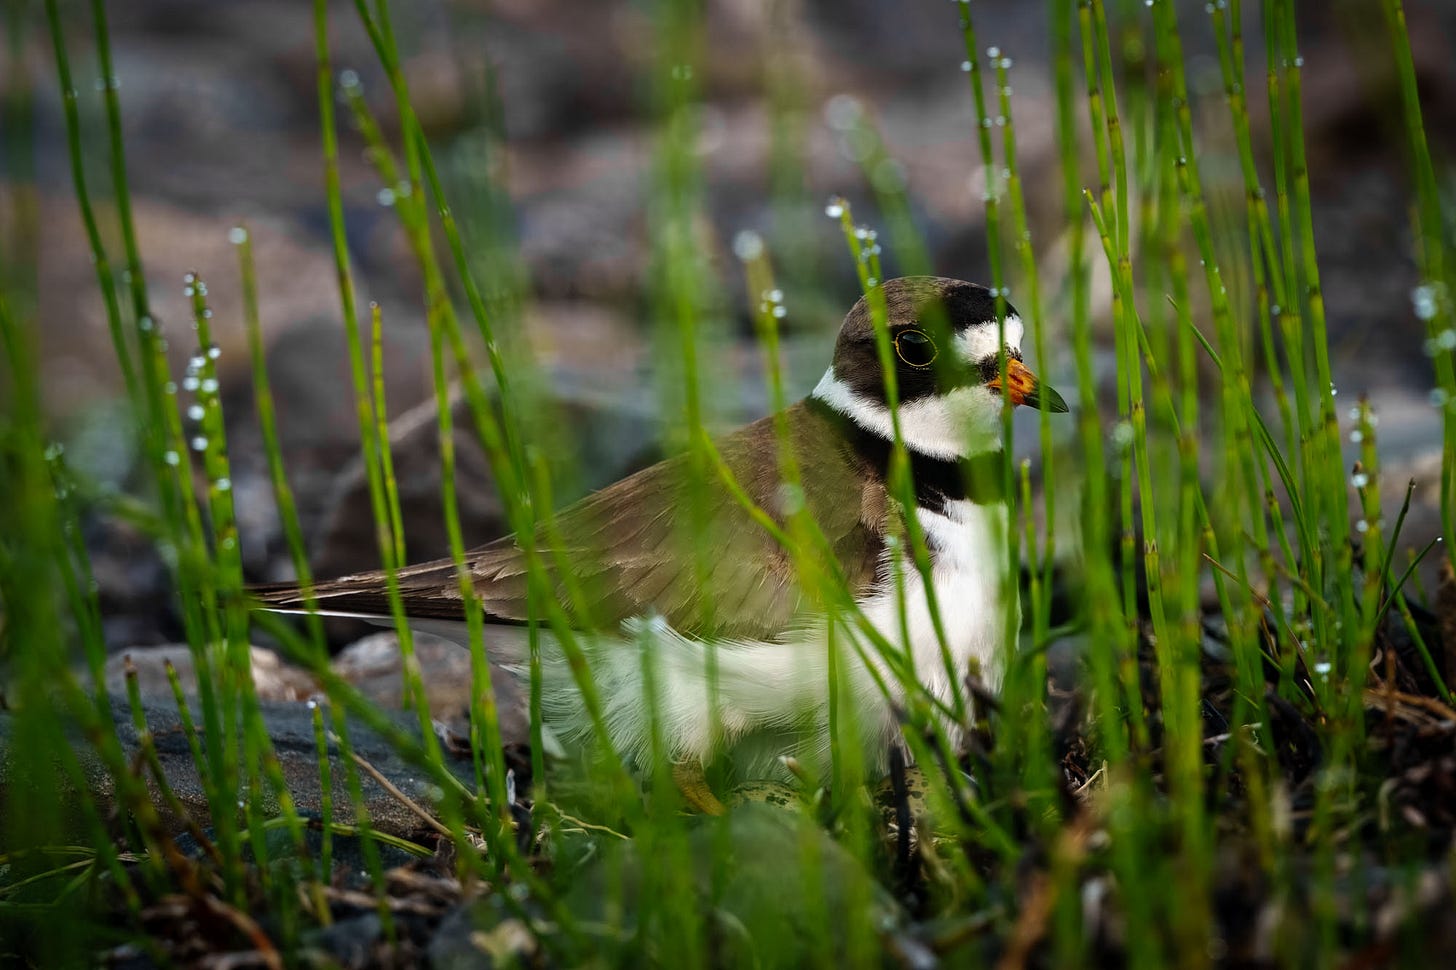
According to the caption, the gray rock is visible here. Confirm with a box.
[333,630,534,749]
[103,644,317,701]
[0,692,481,842]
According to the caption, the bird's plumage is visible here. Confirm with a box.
[250,276,1066,777]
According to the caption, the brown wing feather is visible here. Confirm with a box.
[251,401,889,640]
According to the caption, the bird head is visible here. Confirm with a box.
[814,276,1068,459]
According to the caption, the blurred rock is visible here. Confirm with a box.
[33,192,393,421]
[103,644,317,701]
[333,630,533,748]
[0,694,478,841]
[86,515,177,649]
[309,382,660,583]
[99,630,531,748]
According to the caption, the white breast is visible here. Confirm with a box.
[856,499,1017,707]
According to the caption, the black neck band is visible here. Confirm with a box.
[807,397,1006,510]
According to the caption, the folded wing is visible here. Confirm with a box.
[250,402,890,642]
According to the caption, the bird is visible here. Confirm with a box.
[252,276,1067,801]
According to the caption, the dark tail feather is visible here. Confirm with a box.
[247,569,468,621]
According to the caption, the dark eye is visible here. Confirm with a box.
[893,329,938,368]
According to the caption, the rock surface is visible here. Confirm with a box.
[17,632,532,841]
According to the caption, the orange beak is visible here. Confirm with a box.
[986,358,1069,412]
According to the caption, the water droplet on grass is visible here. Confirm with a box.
[732,230,764,260]
[1412,283,1439,321]
[824,95,862,130]
[187,404,205,421]
[164,451,180,466]
[228,227,248,245]
[190,436,207,452]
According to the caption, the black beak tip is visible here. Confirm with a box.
[1030,384,1070,413]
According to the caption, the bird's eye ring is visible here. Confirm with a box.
[893,328,938,368]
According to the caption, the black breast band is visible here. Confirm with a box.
[806,397,1007,512]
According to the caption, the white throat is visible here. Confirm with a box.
[810,367,1003,459]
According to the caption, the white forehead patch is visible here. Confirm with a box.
[954,314,1024,363]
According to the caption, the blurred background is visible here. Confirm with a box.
[6,0,1456,649]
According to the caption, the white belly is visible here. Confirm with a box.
[522,498,1018,778]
